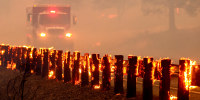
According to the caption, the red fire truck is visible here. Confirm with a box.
[26,5,76,50]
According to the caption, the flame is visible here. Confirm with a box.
[31,70,34,74]
[94,85,100,89]
[48,71,55,79]
[1,50,5,54]
[79,68,82,74]
[111,66,115,73]
[123,67,126,74]
[170,95,177,100]
[183,59,196,90]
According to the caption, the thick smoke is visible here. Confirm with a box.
[0,0,199,64]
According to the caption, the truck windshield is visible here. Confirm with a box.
[39,14,70,25]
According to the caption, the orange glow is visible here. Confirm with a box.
[123,67,126,74]
[183,59,196,90]
[31,70,34,74]
[65,33,72,38]
[94,85,100,89]
[111,66,115,73]
[1,50,5,54]
[79,68,82,74]
[170,95,177,100]
[48,71,55,79]
[50,10,56,14]
[40,32,46,37]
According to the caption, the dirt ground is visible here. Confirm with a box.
[1,67,200,100]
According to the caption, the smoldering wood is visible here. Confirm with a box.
[143,57,153,100]
[178,60,190,100]
[127,56,137,98]
[102,55,111,91]
[159,59,171,100]
[56,50,63,81]
[42,49,49,78]
[114,55,124,94]
[91,54,100,88]
[64,51,71,83]
[81,53,89,86]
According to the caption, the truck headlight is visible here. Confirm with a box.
[40,32,46,37]
[65,33,72,38]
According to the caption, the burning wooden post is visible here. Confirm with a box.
[21,47,27,71]
[2,45,9,68]
[25,48,32,73]
[56,50,63,81]
[16,47,22,70]
[64,51,71,83]
[42,49,49,78]
[102,55,111,91]
[91,54,100,88]
[50,50,56,73]
[81,53,89,86]
[36,52,42,75]
[32,48,37,73]
[178,59,190,100]
[143,57,153,100]
[159,59,171,100]
[72,51,80,85]
[127,56,138,98]
[138,59,144,78]
[114,55,124,94]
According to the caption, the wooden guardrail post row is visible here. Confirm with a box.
[159,59,171,100]
[114,55,124,94]
[127,56,138,98]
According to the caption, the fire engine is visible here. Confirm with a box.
[26,5,76,51]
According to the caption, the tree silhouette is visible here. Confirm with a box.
[141,0,200,31]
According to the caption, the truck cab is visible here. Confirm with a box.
[26,5,76,51]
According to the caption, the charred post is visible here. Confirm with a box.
[36,53,42,75]
[64,51,71,83]
[50,50,56,72]
[25,48,32,73]
[102,55,111,91]
[159,59,171,100]
[16,47,22,70]
[21,47,27,71]
[72,51,80,85]
[56,50,63,81]
[127,56,138,98]
[114,55,124,94]
[143,57,153,100]
[32,48,37,72]
[178,59,190,100]
[91,54,100,88]
[81,53,89,86]
[42,49,49,78]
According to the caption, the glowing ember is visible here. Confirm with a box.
[123,67,126,74]
[79,68,82,74]
[31,70,34,74]
[94,85,100,89]
[170,95,177,100]
[48,71,55,79]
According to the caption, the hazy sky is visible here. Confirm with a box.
[0,0,199,63]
